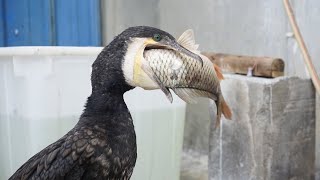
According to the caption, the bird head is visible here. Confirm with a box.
[120,26,202,90]
[91,26,202,94]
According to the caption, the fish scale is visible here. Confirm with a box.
[142,46,232,127]
[144,49,218,93]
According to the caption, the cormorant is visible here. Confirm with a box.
[9,26,202,180]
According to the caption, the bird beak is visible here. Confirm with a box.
[145,38,203,66]
[164,40,203,65]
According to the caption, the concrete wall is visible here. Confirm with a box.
[101,0,320,77]
[209,75,315,180]
[100,1,319,179]
[181,99,211,180]
[182,76,317,180]
[101,0,159,44]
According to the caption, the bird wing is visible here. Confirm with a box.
[9,128,96,180]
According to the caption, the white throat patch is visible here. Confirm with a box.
[122,38,146,87]
[122,38,165,90]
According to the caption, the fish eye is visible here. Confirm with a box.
[153,34,162,42]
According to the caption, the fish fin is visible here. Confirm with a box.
[214,64,224,80]
[221,97,232,120]
[173,88,197,103]
[177,29,200,53]
[173,88,217,104]
[141,61,173,103]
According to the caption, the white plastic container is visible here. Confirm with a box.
[0,47,186,180]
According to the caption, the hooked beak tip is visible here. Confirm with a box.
[149,39,204,66]
[195,54,204,66]
[169,41,204,66]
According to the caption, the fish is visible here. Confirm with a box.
[140,29,232,127]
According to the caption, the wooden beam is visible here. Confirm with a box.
[203,52,285,78]
[283,0,320,94]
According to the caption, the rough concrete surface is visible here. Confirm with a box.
[181,99,211,180]
[180,151,208,180]
[209,75,315,180]
[183,99,211,155]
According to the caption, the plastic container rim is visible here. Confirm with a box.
[0,46,103,57]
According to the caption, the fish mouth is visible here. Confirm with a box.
[143,42,203,65]
[142,44,174,60]
[144,44,171,51]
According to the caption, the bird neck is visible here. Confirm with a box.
[83,90,128,117]
[82,35,134,117]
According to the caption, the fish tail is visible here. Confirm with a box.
[214,95,232,128]
[221,96,232,120]
[214,96,223,128]
[214,64,224,80]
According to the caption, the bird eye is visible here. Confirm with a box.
[153,34,162,42]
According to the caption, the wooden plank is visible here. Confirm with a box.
[284,0,320,94]
[203,52,285,78]
[316,93,320,179]
[286,0,320,78]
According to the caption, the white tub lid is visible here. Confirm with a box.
[0,46,104,56]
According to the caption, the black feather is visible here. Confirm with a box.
[9,26,176,180]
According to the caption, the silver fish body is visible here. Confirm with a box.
[143,49,220,103]
[142,48,232,127]
[138,29,232,127]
